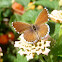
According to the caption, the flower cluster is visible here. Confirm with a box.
[14,34,51,61]
[49,10,62,23]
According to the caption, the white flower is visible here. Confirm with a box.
[36,49,42,55]
[26,54,33,61]
[42,48,50,55]
[49,10,62,23]
[14,41,21,47]
[44,41,51,47]
[14,34,51,61]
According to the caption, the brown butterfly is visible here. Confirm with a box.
[12,8,50,44]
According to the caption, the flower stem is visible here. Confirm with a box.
[39,55,45,62]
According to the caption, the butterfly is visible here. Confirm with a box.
[12,8,50,44]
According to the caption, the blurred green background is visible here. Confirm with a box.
[0,0,62,62]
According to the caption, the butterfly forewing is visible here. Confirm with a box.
[35,8,48,26]
[37,24,49,39]
[12,22,31,33]
[24,28,38,43]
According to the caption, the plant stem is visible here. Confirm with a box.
[39,55,45,62]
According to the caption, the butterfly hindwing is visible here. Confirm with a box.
[36,24,49,39]
[12,22,31,34]
[24,28,38,43]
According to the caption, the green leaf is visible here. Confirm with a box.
[14,13,27,23]
[9,15,16,26]
[21,10,41,24]
[9,15,17,33]
[59,25,62,37]
[52,23,60,40]
[0,9,3,21]
[48,22,55,36]
[3,54,16,62]
[50,24,62,55]
[14,13,22,21]
[3,9,13,17]
[58,55,62,57]
[57,25,62,45]
[51,44,62,56]
[13,10,42,24]
[49,23,62,56]
[15,53,28,62]
[0,0,12,8]
[35,0,59,9]
[15,0,30,7]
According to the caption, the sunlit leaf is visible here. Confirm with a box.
[52,23,60,40]
[15,53,28,62]
[0,0,12,8]
[35,0,59,9]
[15,0,30,7]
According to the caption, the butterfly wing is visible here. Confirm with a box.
[35,8,49,39]
[36,24,50,39]
[12,22,31,34]
[35,8,48,26]
[24,28,38,43]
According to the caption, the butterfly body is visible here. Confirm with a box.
[32,25,37,31]
[12,8,50,44]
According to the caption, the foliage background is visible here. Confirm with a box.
[0,0,62,62]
